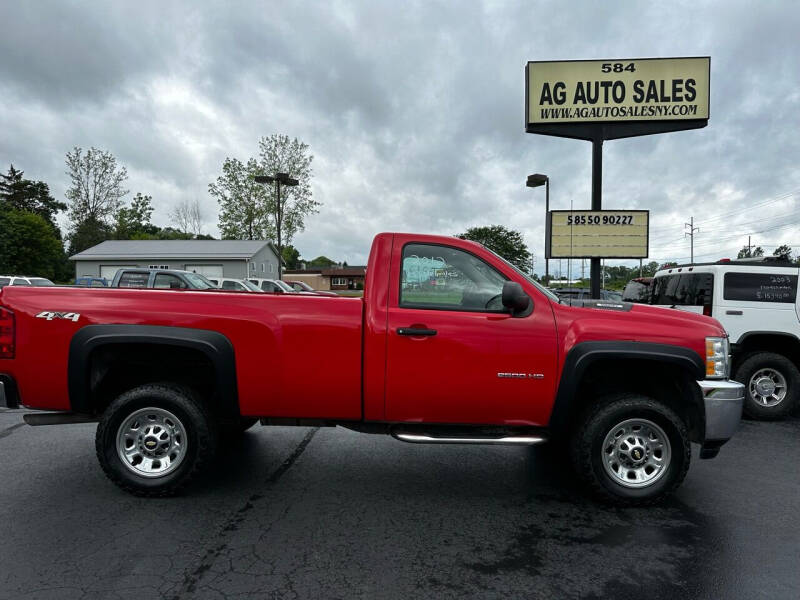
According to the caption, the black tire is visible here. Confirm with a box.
[95,384,218,497]
[570,394,691,506]
[734,352,800,420]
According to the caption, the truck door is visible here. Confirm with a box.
[385,240,558,426]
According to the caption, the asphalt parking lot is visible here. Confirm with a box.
[0,408,798,600]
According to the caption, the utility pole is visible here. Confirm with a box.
[601,259,605,289]
[685,216,699,264]
[746,235,753,256]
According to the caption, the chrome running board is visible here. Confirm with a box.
[392,430,548,445]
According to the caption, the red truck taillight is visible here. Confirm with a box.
[0,307,14,358]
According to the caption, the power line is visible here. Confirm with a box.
[695,189,799,226]
[645,188,800,237]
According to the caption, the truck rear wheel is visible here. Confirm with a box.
[95,384,218,496]
[735,352,800,420]
[571,394,690,506]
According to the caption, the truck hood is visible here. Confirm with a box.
[551,299,725,361]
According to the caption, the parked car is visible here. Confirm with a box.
[283,280,338,296]
[75,277,109,287]
[0,232,744,505]
[550,287,623,303]
[622,277,653,303]
[0,276,55,288]
[649,256,800,419]
[208,278,264,292]
[248,278,296,293]
[111,269,217,290]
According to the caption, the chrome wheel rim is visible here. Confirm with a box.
[116,407,187,478]
[601,418,671,489]
[749,368,787,407]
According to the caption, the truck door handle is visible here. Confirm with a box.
[397,327,437,336]
[725,310,743,315]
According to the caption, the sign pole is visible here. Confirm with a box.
[590,133,603,298]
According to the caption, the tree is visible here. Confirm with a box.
[737,245,764,259]
[65,147,129,226]
[456,225,533,272]
[0,209,64,279]
[170,197,204,236]
[67,216,114,256]
[773,244,793,259]
[307,255,337,268]
[641,261,660,277]
[210,157,272,240]
[257,134,318,276]
[282,244,301,270]
[115,193,157,239]
[0,165,66,230]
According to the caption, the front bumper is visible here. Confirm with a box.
[697,379,744,442]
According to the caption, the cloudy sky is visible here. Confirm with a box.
[2,0,799,271]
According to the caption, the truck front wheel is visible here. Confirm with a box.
[571,394,691,506]
[95,384,218,496]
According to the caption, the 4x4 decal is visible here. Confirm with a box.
[35,311,81,322]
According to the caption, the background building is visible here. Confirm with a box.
[284,265,367,290]
[70,240,281,282]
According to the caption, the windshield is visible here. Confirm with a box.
[484,248,561,303]
[242,280,263,292]
[29,278,55,286]
[275,280,295,293]
[184,273,217,289]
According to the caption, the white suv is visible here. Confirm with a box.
[650,257,800,419]
[0,275,55,288]
[206,278,263,292]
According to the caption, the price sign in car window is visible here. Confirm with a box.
[723,273,798,303]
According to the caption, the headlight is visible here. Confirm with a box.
[705,336,730,379]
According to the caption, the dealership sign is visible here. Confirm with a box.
[526,57,710,126]
[547,210,649,259]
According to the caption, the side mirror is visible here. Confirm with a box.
[502,281,533,317]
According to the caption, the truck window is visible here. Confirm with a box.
[221,280,245,291]
[400,243,507,311]
[651,273,713,306]
[723,272,798,303]
[154,274,188,289]
[0,278,9,288]
[622,280,650,302]
[118,272,150,288]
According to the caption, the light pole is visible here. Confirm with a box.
[526,173,549,282]
[254,172,299,281]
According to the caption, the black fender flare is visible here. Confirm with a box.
[549,341,705,432]
[68,324,239,416]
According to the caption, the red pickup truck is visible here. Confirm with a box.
[0,233,744,504]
